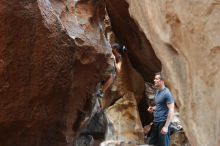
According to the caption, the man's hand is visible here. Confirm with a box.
[161,126,168,135]
[147,106,156,113]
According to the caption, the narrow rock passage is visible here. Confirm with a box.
[2,0,218,146]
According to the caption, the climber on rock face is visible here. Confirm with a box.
[112,43,123,74]
[100,43,145,145]
[147,72,175,146]
[100,43,127,109]
[100,44,121,99]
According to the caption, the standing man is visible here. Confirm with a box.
[148,72,174,146]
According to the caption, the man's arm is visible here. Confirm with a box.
[161,102,174,134]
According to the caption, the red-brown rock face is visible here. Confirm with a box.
[3,0,214,146]
[0,0,110,146]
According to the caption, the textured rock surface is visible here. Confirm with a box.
[102,93,144,145]
[171,131,190,146]
[2,0,219,146]
[0,0,110,146]
[126,0,220,146]
[101,51,145,145]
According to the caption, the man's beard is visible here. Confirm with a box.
[154,83,159,88]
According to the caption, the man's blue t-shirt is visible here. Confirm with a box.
[154,87,174,122]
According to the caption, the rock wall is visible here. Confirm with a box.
[0,0,111,145]
[102,93,144,146]
[126,0,220,146]
[1,0,219,146]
